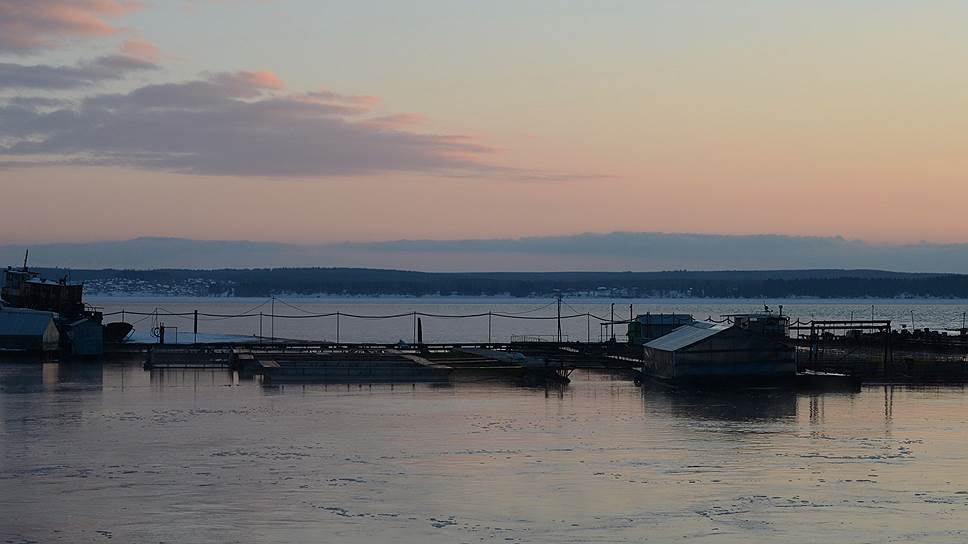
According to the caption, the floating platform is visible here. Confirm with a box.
[240,350,451,384]
[631,367,861,392]
[142,343,574,385]
[145,346,235,369]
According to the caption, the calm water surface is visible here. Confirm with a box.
[3,362,968,543]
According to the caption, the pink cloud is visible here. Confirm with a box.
[310,87,380,107]
[1,70,505,178]
[236,70,284,90]
[0,0,141,54]
[208,70,285,94]
[120,38,158,61]
[0,54,158,90]
[362,113,427,130]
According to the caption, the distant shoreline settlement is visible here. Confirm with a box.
[33,267,968,299]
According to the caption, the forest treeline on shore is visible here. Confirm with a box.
[31,267,968,299]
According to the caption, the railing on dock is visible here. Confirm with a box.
[510,334,570,343]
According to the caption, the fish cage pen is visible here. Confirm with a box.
[792,319,968,382]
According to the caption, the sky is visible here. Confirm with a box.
[2,1,968,247]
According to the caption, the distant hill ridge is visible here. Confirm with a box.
[27,267,968,299]
[2,232,968,273]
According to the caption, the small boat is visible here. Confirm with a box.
[795,370,862,392]
[632,366,860,392]
[104,321,134,343]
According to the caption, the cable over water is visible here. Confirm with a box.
[103,298,612,322]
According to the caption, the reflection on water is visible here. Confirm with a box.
[3,363,968,543]
[644,385,802,422]
[0,359,104,392]
[145,366,239,389]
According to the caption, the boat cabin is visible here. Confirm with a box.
[642,320,795,381]
[627,313,696,345]
[3,267,84,316]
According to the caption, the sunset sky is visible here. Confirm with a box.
[2,1,967,245]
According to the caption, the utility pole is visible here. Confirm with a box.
[610,303,615,341]
[628,304,634,344]
[488,311,492,344]
[556,292,563,343]
[271,296,275,342]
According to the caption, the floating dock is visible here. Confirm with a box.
[236,349,451,384]
[143,342,581,385]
